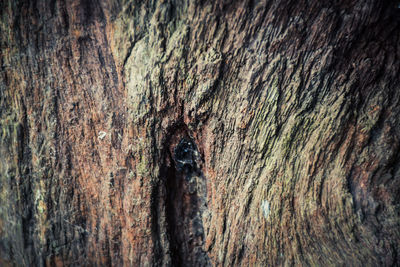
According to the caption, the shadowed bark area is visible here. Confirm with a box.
[1,0,399,266]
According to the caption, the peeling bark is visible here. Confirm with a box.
[1,0,400,266]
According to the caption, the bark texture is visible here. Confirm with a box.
[1,0,400,266]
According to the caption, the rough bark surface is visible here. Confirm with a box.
[1,0,400,266]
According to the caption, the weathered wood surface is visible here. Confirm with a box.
[1,0,399,265]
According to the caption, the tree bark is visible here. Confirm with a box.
[1,0,399,266]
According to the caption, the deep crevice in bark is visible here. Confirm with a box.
[161,128,210,266]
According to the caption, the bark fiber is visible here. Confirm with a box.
[1,0,400,266]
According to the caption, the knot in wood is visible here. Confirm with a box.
[174,138,197,172]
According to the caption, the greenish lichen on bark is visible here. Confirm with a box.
[1,0,400,266]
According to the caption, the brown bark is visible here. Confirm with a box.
[1,0,399,266]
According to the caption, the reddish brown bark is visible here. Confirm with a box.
[0,0,399,266]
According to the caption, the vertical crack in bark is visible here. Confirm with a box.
[163,135,210,266]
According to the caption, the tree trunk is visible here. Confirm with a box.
[1,0,399,266]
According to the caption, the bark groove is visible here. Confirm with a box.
[1,0,399,266]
